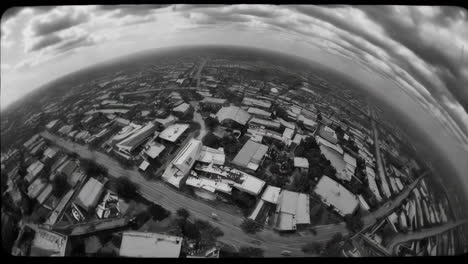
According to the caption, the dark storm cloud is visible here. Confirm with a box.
[28,34,62,52]
[30,12,89,37]
[357,6,468,111]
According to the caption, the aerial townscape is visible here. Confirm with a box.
[2,46,466,257]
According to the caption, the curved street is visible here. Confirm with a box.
[41,131,348,257]
[388,219,468,254]
[41,130,426,257]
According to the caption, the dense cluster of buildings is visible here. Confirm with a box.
[1,53,454,257]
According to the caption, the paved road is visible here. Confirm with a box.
[387,219,468,254]
[189,101,207,140]
[355,173,427,238]
[41,131,348,257]
[195,59,207,88]
[370,106,392,198]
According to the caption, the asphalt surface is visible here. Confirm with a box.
[387,219,468,254]
[41,131,348,257]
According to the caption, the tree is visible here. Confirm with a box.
[114,177,139,201]
[149,204,170,221]
[344,213,364,233]
[204,116,220,131]
[52,174,70,198]
[80,159,108,177]
[202,132,220,149]
[322,233,345,256]
[237,247,264,258]
[181,221,201,240]
[302,242,323,254]
[134,210,151,227]
[176,208,190,219]
[240,219,263,234]
[317,112,322,121]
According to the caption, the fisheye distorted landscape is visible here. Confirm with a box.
[1,4,468,257]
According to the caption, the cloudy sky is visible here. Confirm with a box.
[1,5,467,144]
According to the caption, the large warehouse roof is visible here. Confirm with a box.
[75,177,104,211]
[216,106,251,125]
[120,232,182,258]
[232,140,268,170]
[159,123,189,143]
[274,190,310,230]
[314,176,359,216]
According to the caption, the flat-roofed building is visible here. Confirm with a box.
[43,148,58,160]
[37,184,53,204]
[197,146,225,165]
[232,173,266,196]
[111,123,142,144]
[75,177,104,211]
[249,117,281,130]
[319,126,338,144]
[55,160,78,181]
[23,134,41,150]
[216,106,251,126]
[274,190,310,231]
[116,122,157,155]
[232,140,268,171]
[173,103,191,115]
[29,227,69,256]
[25,160,45,183]
[200,97,227,109]
[162,139,203,188]
[27,178,47,199]
[185,176,232,200]
[298,115,318,131]
[158,123,190,143]
[294,157,309,172]
[139,160,150,171]
[247,107,272,118]
[46,119,61,131]
[154,115,177,128]
[242,97,271,109]
[30,140,46,156]
[314,176,359,216]
[144,143,166,159]
[58,125,73,136]
[261,185,282,204]
[283,128,295,140]
[120,232,182,258]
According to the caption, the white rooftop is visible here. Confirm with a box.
[216,106,251,125]
[145,143,166,159]
[233,174,266,196]
[76,177,104,211]
[185,176,232,194]
[261,185,281,204]
[275,190,310,230]
[197,146,225,165]
[159,123,190,143]
[139,160,150,171]
[344,153,357,167]
[294,157,309,169]
[173,103,190,113]
[120,232,182,258]
[314,176,359,216]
